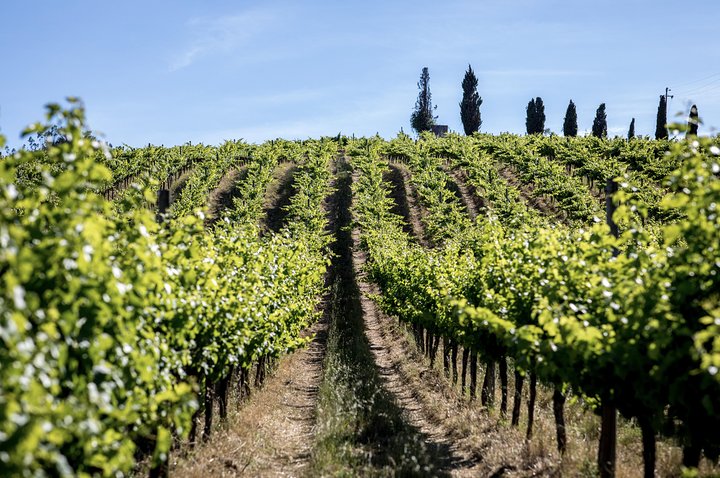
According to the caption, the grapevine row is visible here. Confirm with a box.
[350,135,720,476]
[0,102,333,476]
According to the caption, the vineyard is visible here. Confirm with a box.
[1,101,720,477]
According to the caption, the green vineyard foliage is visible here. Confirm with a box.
[351,131,720,466]
[0,101,332,476]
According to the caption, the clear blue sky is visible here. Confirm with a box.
[1,0,719,148]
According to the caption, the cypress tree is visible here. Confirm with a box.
[628,118,635,140]
[526,97,546,134]
[526,98,537,135]
[687,104,699,136]
[410,67,436,134]
[459,64,483,135]
[655,95,668,140]
[563,100,578,137]
[591,103,608,138]
[535,97,546,134]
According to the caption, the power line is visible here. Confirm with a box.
[671,72,720,89]
[679,82,720,97]
[680,84,720,96]
[675,76,720,95]
[685,90,720,101]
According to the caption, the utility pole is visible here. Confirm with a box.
[665,87,674,138]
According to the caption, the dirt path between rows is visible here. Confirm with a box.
[350,163,485,477]
[172,317,326,477]
[174,153,553,477]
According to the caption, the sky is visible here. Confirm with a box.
[1,0,719,149]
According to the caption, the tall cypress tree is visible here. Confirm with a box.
[526,98,537,135]
[591,103,608,138]
[410,67,436,134]
[535,97,546,134]
[563,100,578,137]
[687,104,699,136]
[655,95,668,140]
[459,65,483,135]
[526,97,546,134]
[628,118,636,140]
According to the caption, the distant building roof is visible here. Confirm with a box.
[431,125,449,137]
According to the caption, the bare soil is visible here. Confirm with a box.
[309,157,458,476]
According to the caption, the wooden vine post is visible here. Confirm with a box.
[498,357,508,417]
[606,178,619,240]
[598,178,619,478]
[156,189,170,223]
[511,370,524,427]
[553,387,567,453]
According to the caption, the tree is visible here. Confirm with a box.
[526,98,537,135]
[628,118,635,140]
[410,67,436,134]
[687,104,699,136]
[591,103,607,138]
[655,95,668,140]
[459,64,483,135]
[563,100,578,137]
[526,97,546,134]
[25,124,68,151]
[535,97,546,134]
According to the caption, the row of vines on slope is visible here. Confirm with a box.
[0,101,334,477]
[350,134,720,477]
[387,132,710,227]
